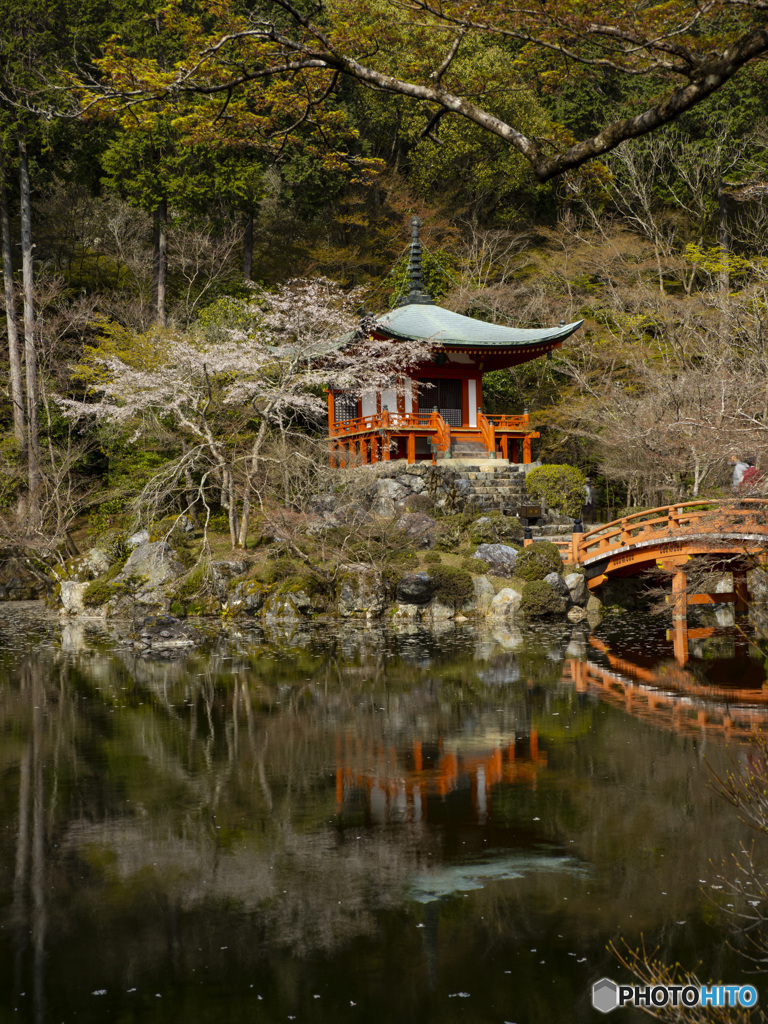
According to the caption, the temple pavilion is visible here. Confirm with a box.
[328,218,583,465]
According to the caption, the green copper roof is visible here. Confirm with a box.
[376,303,583,347]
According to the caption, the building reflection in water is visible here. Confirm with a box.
[335,731,547,826]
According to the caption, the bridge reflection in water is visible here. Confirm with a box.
[563,628,768,742]
[335,625,768,827]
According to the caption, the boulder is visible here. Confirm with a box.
[391,603,423,622]
[337,566,385,618]
[211,560,247,598]
[472,543,518,577]
[472,575,496,615]
[224,580,265,615]
[138,614,197,651]
[395,572,434,605]
[59,581,90,615]
[544,572,571,600]
[427,599,455,621]
[113,541,185,612]
[564,572,587,606]
[263,590,313,620]
[395,512,437,548]
[127,528,150,550]
[567,606,588,623]
[397,473,426,493]
[489,587,523,620]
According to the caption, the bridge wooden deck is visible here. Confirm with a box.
[541,499,768,590]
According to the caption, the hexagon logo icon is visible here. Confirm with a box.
[592,978,619,1014]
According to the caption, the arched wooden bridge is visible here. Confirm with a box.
[545,499,768,591]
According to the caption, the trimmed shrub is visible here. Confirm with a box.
[526,464,586,518]
[430,565,474,605]
[519,580,566,618]
[514,541,563,581]
[424,551,442,564]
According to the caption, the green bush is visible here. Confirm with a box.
[431,565,474,605]
[519,580,566,618]
[526,464,586,519]
[424,551,442,564]
[83,578,117,607]
[514,541,563,581]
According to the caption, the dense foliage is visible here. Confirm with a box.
[2,0,768,545]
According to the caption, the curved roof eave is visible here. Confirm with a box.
[375,303,584,348]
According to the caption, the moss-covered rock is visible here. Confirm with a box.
[83,578,118,607]
[519,579,568,618]
[514,542,564,582]
[468,512,523,546]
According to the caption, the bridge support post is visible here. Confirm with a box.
[734,568,749,614]
[672,570,688,665]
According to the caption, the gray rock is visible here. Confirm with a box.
[395,572,434,604]
[489,587,523,620]
[427,599,455,621]
[114,541,184,611]
[59,581,90,615]
[126,528,150,549]
[473,575,495,615]
[567,606,588,623]
[472,543,518,577]
[224,581,265,615]
[375,478,408,501]
[138,614,197,650]
[371,496,396,518]
[397,474,425,493]
[395,512,437,548]
[564,572,587,606]
[337,566,385,618]
[544,572,571,600]
[263,590,313,620]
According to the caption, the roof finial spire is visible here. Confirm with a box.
[398,216,435,306]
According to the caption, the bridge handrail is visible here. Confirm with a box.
[576,498,768,562]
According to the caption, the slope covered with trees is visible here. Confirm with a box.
[1,0,768,549]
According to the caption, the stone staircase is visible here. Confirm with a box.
[448,461,530,514]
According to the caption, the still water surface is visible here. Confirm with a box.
[1,604,767,1023]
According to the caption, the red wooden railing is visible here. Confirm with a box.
[573,498,768,564]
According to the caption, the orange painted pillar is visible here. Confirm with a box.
[359,440,368,465]
[407,434,416,464]
[734,569,749,613]
[523,436,532,463]
[413,740,423,773]
[370,437,379,463]
[500,434,508,461]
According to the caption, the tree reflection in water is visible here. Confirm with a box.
[0,603,766,1023]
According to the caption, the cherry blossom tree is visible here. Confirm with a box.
[59,278,433,548]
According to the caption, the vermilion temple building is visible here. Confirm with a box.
[328,218,583,465]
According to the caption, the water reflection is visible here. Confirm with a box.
[1,604,767,1023]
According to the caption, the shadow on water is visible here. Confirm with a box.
[1,603,767,1023]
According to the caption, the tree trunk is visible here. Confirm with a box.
[0,147,25,447]
[18,136,41,528]
[154,197,167,326]
[243,211,253,282]
[718,182,730,296]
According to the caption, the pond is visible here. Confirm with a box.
[1,603,767,1024]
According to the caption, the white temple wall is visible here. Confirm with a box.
[361,393,377,418]
[468,379,477,427]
